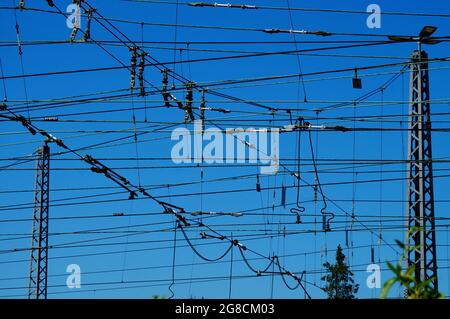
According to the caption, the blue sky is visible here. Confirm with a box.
[1,0,450,299]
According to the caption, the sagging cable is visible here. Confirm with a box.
[179,227,233,262]
[273,256,311,297]
[237,246,274,275]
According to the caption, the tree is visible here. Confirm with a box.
[380,228,444,299]
[321,245,359,299]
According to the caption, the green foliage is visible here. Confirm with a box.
[380,228,444,299]
[321,245,359,299]
[152,294,167,299]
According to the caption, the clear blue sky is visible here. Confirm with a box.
[1,0,450,299]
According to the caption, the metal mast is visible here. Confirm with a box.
[404,26,441,292]
[28,142,51,299]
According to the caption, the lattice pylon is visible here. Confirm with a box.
[28,143,50,299]
[405,50,438,292]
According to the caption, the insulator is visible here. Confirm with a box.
[214,107,230,113]
[128,191,137,200]
[345,229,349,247]
[69,1,82,42]
[138,52,147,96]
[184,109,190,124]
[161,69,171,106]
[184,82,195,123]
[352,68,362,89]
[370,246,375,264]
[129,47,138,91]
[90,166,106,174]
[83,154,95,164]
[82,8,95,42]
[378,226,382,245]
[17,115,36,135]
[256,175,261,192]
[322,215,330,232]
[175,99,183,109]
[44,117,59,122]
[281,183,286,207]
[200,90,206,134]
[313,184,318,203]
[69,26,79,43]
[200,110,205,133]
[19,0,24,9]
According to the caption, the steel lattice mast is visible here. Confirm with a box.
[28,142,50,299]
[405,48,438,291]
[389,25,441,294]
